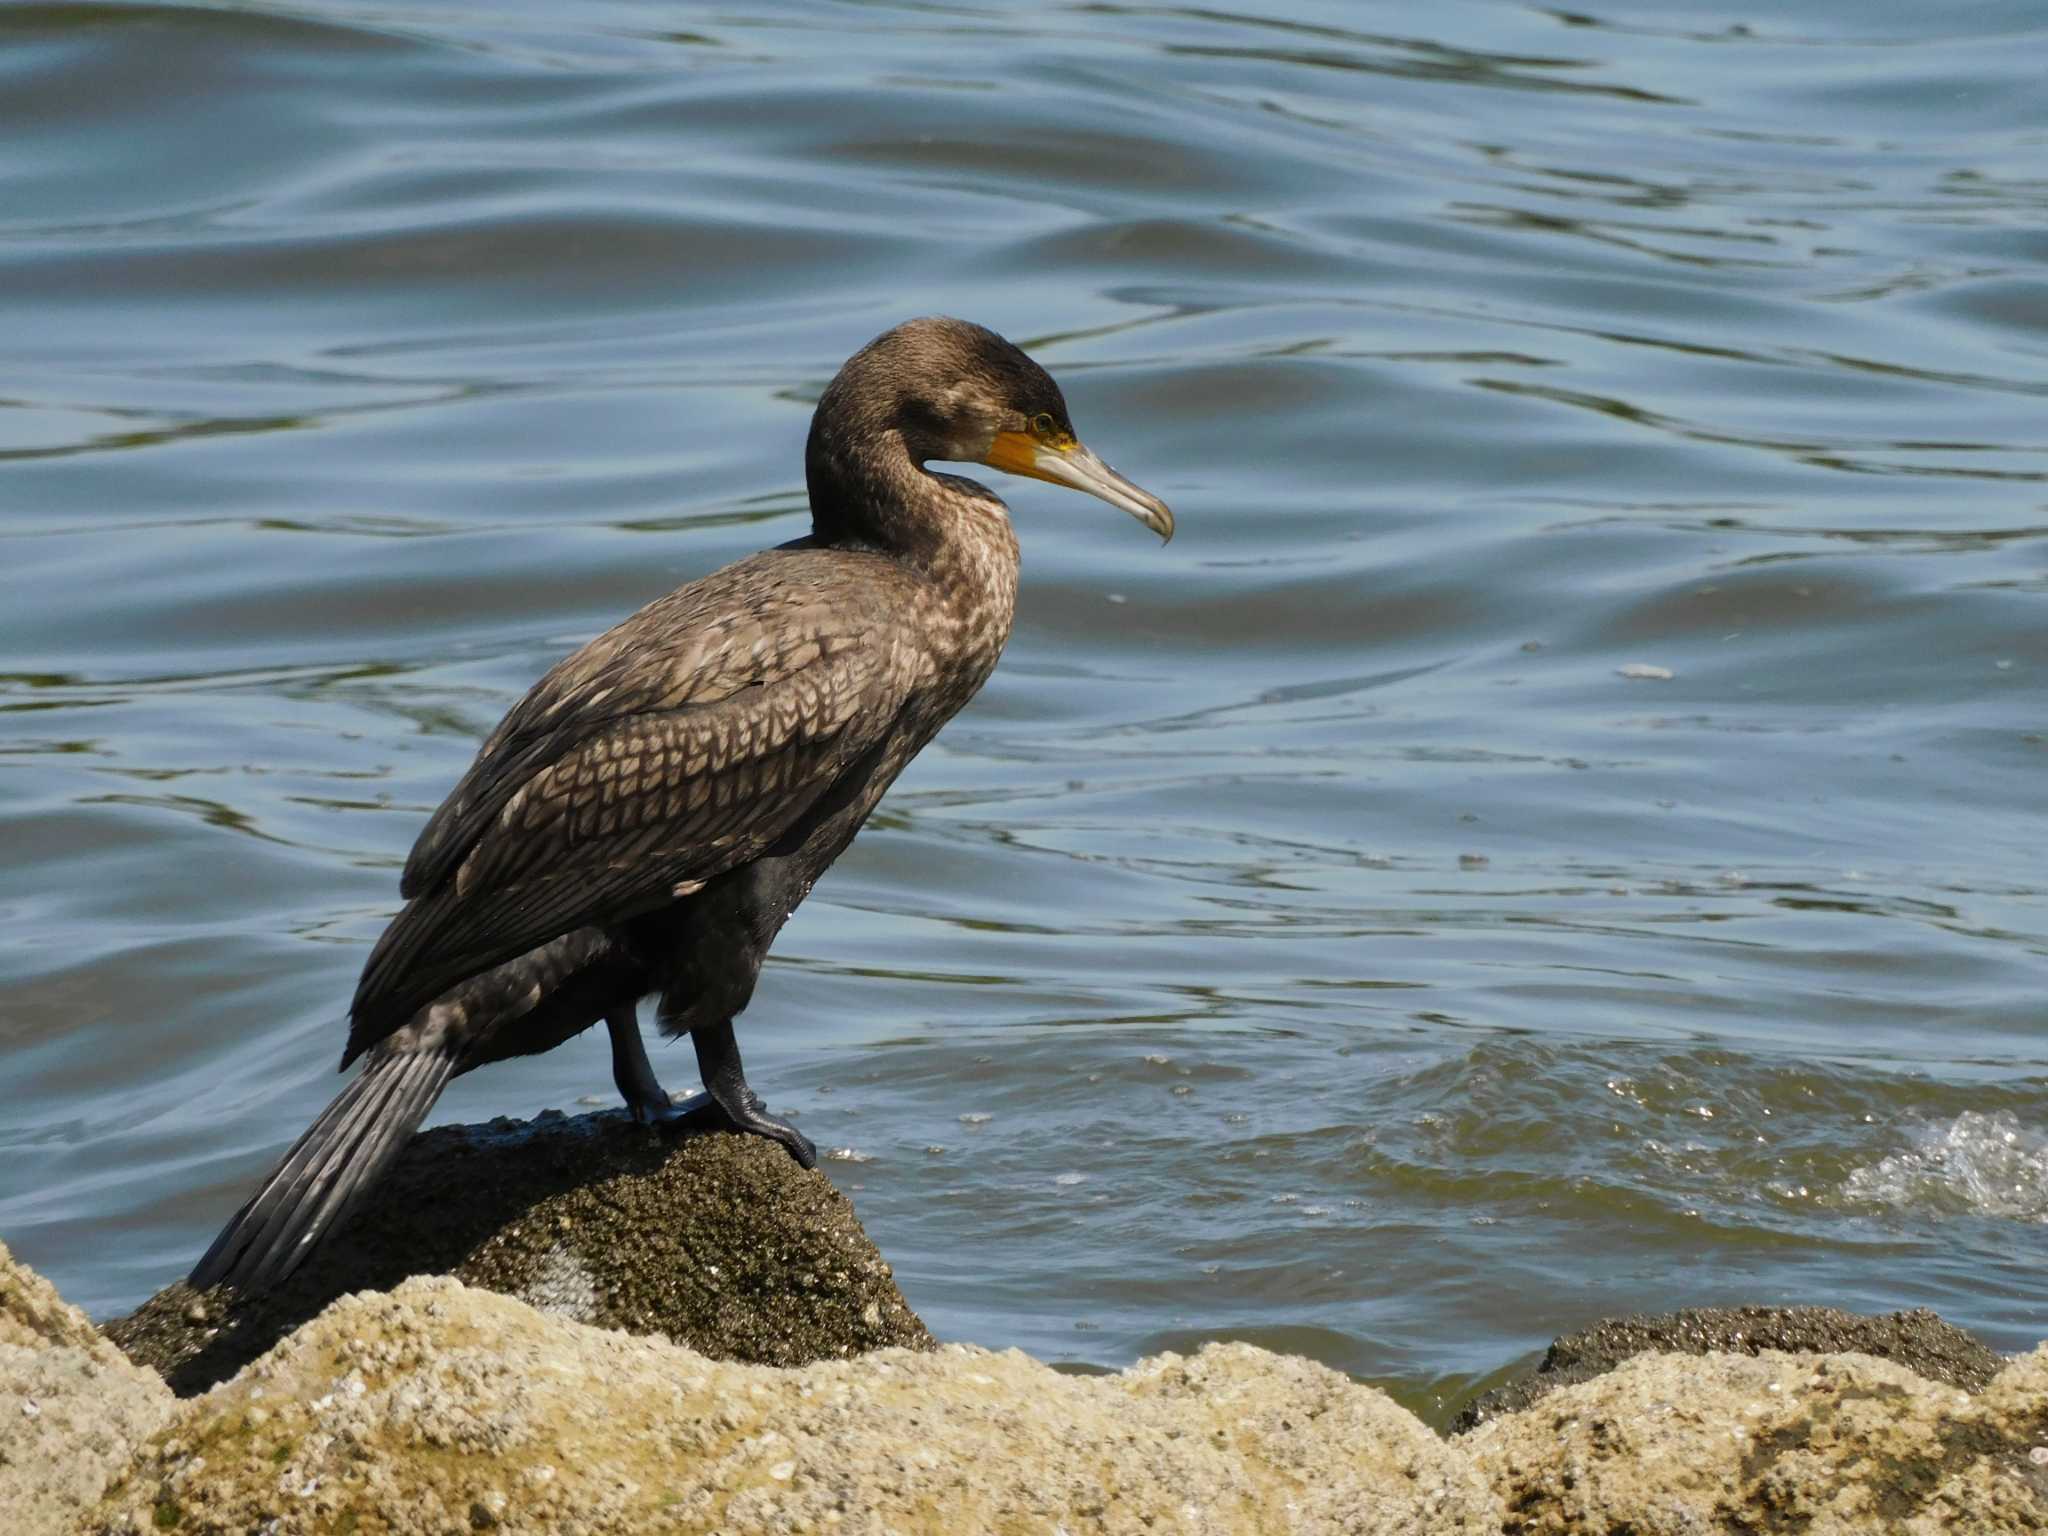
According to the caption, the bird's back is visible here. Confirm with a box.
[345,542,974,1060]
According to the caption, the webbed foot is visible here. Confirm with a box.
[665,1016,817,1168]
[661,1085,817,1168]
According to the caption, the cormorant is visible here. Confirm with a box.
[190,317,1172,1292]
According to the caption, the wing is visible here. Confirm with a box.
[401,549,863,903]
[345,550,929,1061]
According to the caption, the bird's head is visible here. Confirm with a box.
[808,316,1173,543]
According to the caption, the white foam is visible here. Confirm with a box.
[1842,1111,2048,1222]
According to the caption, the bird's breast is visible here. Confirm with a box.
[918,501,1021,688]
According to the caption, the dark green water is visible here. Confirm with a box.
[3,0,2044,1424]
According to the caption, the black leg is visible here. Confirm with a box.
[658,1017,816,1168]
[606,1008,675,1123]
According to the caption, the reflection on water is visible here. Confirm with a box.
[2,0,2044,1413]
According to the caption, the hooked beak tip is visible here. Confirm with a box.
[983,431,1176,546]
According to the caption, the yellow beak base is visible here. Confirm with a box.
[977,430,1174,541]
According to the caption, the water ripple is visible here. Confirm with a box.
[1,0,2043,1373]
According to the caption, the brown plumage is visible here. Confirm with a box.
[345,552,945,1052]
[191,317,1171,1293]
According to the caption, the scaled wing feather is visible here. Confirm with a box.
[349,553,927,1061]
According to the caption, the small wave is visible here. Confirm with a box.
[1842,1111,2048,1222]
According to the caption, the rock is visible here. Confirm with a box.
[1467,1346,2048,1535]
[1981,1343,2048,1457]
[25,1141,2048,1536]
[3,1237,131,1363]
[0,1239,173,1536]
[90,1275,1503,1536]
[1451,1304,2004,1431]
[18,1216,2046,1536]
[106,1113,930,1395]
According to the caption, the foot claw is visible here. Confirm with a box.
[667,1019,815,1168]
[654,1087,815,1168]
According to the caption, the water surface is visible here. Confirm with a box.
[3,0,2045,1425]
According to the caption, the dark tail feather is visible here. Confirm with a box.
[189,1044,460,1293]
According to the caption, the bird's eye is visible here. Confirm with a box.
[1030,412,1057,438]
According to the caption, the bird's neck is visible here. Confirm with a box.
[807,433,1018,581]
[806,431,1019,672]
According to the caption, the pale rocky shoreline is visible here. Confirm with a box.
[6,1108,2045,1534]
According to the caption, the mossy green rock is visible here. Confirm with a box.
[107,1113,930,1395]
[1452,1304,2005,1433]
